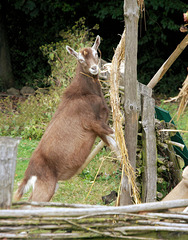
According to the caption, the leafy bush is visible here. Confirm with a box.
[10,47,51,89]
[0,88,61,139]
[40,17,99,87]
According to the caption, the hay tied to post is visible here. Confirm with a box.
[176,74,188,120]
[165,74,188,120]
[109,30,141,205]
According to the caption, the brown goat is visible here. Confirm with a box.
[14,36,117,202]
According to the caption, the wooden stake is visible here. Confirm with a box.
[147,34,188,89]
[141,95,157,202]
[76,140,105,174]
[121,0,139,205]
[1,199,188,217]
[0,137,20,209]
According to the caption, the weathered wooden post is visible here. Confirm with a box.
[140,86,157,202]
[0,137,20,209]
[120,0,139,205]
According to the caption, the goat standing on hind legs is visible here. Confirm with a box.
[14,35,118,202]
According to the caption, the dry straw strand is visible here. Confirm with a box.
[84,156,105,201]
[177,74,188,120]
[165,74,188,120]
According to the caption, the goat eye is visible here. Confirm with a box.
[79,59,85,64]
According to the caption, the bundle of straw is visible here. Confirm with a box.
[166,74,188,120]
[109,30,141,205]
[176,74,188,120]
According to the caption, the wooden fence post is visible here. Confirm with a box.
[136,83,157,202]
[120,0,139,205]
[0,137,20,209]
[141,94,157,202]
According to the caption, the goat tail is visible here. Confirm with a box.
[14,176,37,201]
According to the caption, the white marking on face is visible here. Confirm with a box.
[89,64,99,75]
[92,48,98,59]
[78,52,85,63]
[23,176,37,194]
[87,49,98,75]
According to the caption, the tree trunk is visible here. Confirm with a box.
[0,1,14,90]
[120,0,139,205]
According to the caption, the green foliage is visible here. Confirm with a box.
[10,47,50,89]
[90,0,123,20]
[40,17,99,87]
[0,88,61,139]
[5,0,69,90]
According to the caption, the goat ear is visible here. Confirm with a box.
[66,46,78,59]
[92,35,100,51]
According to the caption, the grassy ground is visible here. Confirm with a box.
[13,101,187,205]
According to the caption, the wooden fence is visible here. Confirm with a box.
[0,200,188,239]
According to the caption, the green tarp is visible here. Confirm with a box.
[155,106,188,167]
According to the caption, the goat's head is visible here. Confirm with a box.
[66,35,100,76]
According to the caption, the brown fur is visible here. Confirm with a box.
[14,42,113,202]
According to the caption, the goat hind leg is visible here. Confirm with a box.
[30,177,57,202]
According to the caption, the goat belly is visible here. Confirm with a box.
[38,116,96,181]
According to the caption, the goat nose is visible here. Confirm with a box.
[89,65,98,75]
[91,65,97,71]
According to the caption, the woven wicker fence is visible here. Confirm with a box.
[1,200,188,239]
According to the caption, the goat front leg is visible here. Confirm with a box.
[85,119,113,140]
[89,120,121,157]
[83,118,121,158]
[104,134,121,159]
